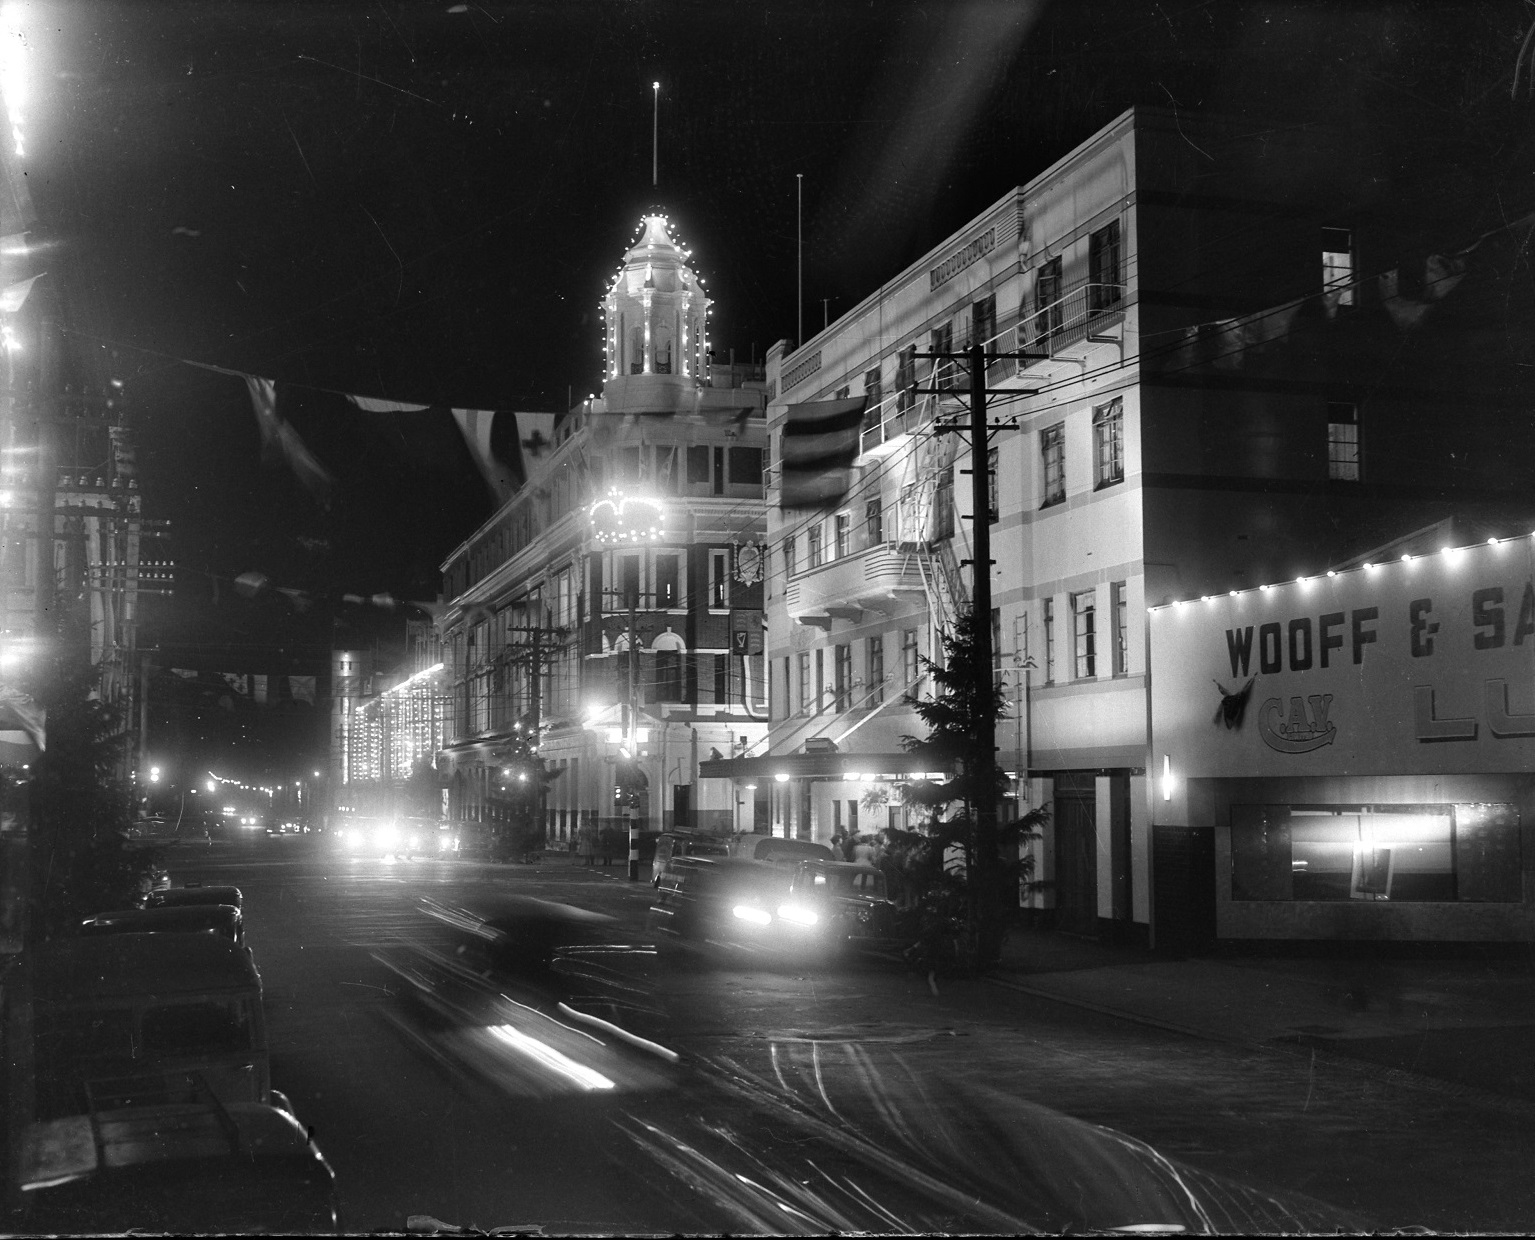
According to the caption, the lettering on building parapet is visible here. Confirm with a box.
[930,227,997,291]
[781,350,822,392]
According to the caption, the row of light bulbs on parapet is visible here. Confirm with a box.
[1156,531,1535,613]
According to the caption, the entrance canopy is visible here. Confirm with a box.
[698,752,949,782]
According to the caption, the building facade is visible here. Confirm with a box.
[436,215,770,849]
[705,106,1535,945]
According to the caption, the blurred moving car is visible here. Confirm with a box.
[337,816,456,857]
[143,883,244,912]
[80,904,246,949]
[374,895,681,1100]
[649,830,730,886]
[17,1099,338,1233]
[32,934,269,1119]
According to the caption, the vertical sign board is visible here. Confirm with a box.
[1149,538,1535,782]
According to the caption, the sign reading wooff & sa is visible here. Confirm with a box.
[1149,539,1535,779]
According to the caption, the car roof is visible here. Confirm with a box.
[149,886,243,907]
[34,934,260,1002]
[753,838,834,858]
[83,906,240,929]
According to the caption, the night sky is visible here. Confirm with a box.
[14,0,1533,709]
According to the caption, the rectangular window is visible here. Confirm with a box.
[1071,589,1096,679]
[783,536,797,577]
[1040,423,1065,507]
[778,657,789,719]
[797,653,811,717]
[714,654,729,705]
[1322,227,1355,309]
[656,650,683,702]
[848,800,859,834]
[655,553,680,608]
[709,548,729,608]
[866,635,884,706]
[933,469,955,541]
[901,628,919,686]
[807,522,824,568]
[728,447,763,487]
[1034,256,1063,343]
[865,498,883,544]
[1043,598,1056,684]
[713,447,725,496]
[1328,401,1360,481]
[833,800,843,833]
[987,447,999,523]
[620,554,641,609]
[972,293,997,351]
[834,644,852,712]
[1093,396,1124,489]
[834,512,851,559]
[1089,220,1123,312]
[686,445,710,485]
[618,446,642,483]
[896,345,917,413]
[863,367,883,431]
[931,321,955,390]
[814,648,825,714]
[1111,580,1128,677]
[1231,804,1520,903]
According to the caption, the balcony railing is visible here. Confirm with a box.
[1017,278,1126,365]
[785,541,928,618]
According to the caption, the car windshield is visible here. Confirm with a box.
[7,2,1531,1235]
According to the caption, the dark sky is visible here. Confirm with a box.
[15,0,1534,674]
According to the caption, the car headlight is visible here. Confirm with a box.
[376,826,400,850]
[345,829,362,846]
[731,904,772,926]
[408,834,420,849]
[777,903,819,927]
[438,833,451,850]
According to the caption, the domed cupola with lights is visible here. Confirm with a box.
[600,213,711,412]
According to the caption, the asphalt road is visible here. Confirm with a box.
[166,835,1535,1234]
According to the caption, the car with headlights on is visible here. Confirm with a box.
[774,859,902,959]
[648,856,796,954]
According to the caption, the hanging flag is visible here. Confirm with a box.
[220,672,248,696]
[344,394,431,413]
[0,271,42,313]
[244,375,334,509]
[169,668,198,680]
[184,361,334,508]
[779,396,867,509]
[289,675,316,705]
[252,675,268,705]
[452,408,519,502]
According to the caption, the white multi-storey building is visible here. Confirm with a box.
[706,105,1532,946]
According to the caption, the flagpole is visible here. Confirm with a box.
[652,81,659,187]
[796,173,803,347]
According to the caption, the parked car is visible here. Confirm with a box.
[80,903,246,949]
[32,933,269,1119]
[16,1099,338,1233]
[143,884,244,912]
[649,831,731,887]
[739,835,835,868]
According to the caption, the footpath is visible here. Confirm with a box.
[993,926,1535,1100]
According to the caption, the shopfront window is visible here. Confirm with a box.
[1230,803,1520,903]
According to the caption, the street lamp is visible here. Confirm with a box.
[148,765,161,784]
